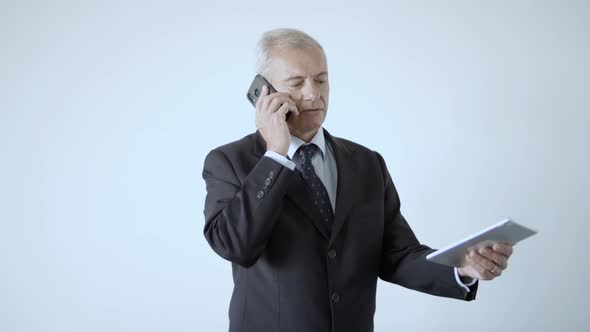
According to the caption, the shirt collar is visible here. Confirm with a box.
[287,128,326,160]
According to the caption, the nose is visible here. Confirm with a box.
[302,79,320,102]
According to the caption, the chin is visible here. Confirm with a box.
[289,120,318,132]
[290,112,326,132]
[296,123,323,135]
[303,114,325,126]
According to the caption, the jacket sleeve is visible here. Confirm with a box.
[201,149,295,268]
[375,151,478,301]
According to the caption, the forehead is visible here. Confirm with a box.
[267,47,328,80]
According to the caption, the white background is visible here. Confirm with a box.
[1,1,589,331]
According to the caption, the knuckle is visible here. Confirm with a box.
[492,252,503,264]
[498,243,513,255]
[486,262,495,271]
[499,257,508,267]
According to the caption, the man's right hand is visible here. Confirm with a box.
[255,85,299,156]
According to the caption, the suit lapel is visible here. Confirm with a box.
[253,131,331,240]
[323,129,359,244]
[285,176,332,240]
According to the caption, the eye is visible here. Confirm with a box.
[290,81,304,88]
[315,80,326,85]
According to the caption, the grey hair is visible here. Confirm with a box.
[255,28,325,78]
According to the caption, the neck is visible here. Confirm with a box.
[291,128,320,143]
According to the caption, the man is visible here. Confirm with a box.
[202,28,513,332]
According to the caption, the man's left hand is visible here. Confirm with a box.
[457,242,513,281]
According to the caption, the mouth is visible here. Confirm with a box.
[302,108,323,112]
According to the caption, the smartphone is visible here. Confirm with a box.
[247,74,291,120]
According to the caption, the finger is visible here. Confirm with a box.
[258,86,274,113]
[474,251,503,276]
[275,103,291,121]
[465,255,497,280]
[492,242,513,257]
[255,85,268,110]
[469,251,498,274]
[476,261,499,279]
[275,93,299,115]
[266,95,299,115]
[288,101,299,116]
[479,247,508,269]
[267,97,282,114]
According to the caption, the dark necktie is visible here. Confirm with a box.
[292,144,334,226]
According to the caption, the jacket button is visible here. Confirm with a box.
[331,292,340,303]
[265,177,272,186]
[327,249,337,260]
[268,171,275,178]
[256,190,264,199]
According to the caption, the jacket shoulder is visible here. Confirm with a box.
[208,132,260,158]
[329,134,390,178]
[330,135,378,157]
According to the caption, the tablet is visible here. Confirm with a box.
[425,218,537,267]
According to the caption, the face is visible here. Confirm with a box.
[266,46,330,139]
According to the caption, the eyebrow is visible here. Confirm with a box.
[285,72,328,81]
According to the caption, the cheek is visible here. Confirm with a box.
[288,90,302,99]
[321,87,329,101]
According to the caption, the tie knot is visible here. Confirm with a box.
[292,144,319,172]
[297,143,319,160]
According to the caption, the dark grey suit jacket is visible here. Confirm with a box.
[202,128,477,332]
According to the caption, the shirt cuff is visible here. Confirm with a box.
[454,267,477,293]
[264,150,296,171]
